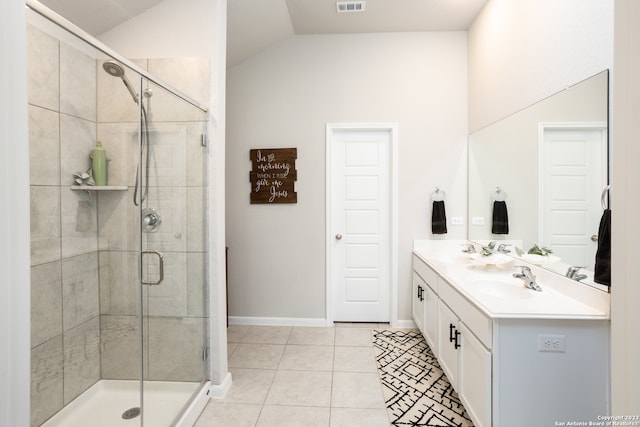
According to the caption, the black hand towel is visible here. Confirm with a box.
[492,200,509,234]
[431,200,447,234]
[594,208,611,287]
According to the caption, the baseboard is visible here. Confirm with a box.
[228,316,329,327]
[208,372,232,399]
[394,319,417,329]
[228,316,413,328]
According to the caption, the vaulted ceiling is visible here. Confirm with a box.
[38,0,488,67]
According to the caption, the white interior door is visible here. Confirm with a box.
[329,128,391,322]
[541,126,607,268]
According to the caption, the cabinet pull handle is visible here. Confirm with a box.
[454,330,461,349]
[449,323,455,342]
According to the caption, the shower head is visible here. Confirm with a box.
[102,60,125,77]
[102,60,139,104]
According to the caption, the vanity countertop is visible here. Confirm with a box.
[413,240,610,320]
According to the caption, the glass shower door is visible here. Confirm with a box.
[137,77,209,426]
[27,2,210,423]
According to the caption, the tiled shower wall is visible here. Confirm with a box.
[28,24,101,426]
[28,22,210,426]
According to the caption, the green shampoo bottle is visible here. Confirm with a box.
[92,141,107,185]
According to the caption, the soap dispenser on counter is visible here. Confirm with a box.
[91,141,107,185]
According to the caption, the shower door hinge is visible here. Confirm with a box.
[201,133,208,147]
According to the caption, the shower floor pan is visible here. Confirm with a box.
[42,380,200,427]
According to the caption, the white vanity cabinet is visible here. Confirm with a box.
[422,278,438,354]
[412,264,439,353]
[458,322,491,427]
[437,301,461,388]
[414,255,492,427]
[411,250,610,427]
[412,272,425,333]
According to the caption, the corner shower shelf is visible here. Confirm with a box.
[71,185,128,193]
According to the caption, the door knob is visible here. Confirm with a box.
[591,234,598,242]
[335,234,342,240]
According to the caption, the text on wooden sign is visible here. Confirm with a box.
[249,148,297,204]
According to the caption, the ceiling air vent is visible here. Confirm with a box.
[336,1,366,13]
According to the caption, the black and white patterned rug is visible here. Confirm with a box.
[372,329,474,427]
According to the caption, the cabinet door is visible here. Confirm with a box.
[423,283,438,354]
[459,322,492,427]
[437,302,459,389]
[412,273,424,333]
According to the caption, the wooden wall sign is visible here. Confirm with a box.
[249,148,297,204]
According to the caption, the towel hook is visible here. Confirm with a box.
[601,185,610,210]
[493,186,507,202]
[431,187,445,201]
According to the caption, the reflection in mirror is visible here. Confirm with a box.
[468,70,609,291]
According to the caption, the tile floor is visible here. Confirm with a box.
[194,323,394,427]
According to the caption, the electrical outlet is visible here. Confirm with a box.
[538,334,566,352]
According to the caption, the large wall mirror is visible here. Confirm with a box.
[468,70,609,291]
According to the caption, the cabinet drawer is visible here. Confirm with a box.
[412,254,438,293]
[439,278,493,349]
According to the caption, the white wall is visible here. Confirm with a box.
[0,0,30,426]
[468,0,613,132]
[226,32,468,324]
[100,0,217,59]
[611,0,640,414]
[99,0,229,386]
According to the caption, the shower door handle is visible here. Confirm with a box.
[142,250,164,285]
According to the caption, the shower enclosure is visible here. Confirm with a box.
[27,3,210,426]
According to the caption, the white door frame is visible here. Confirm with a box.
[325,123,398,327]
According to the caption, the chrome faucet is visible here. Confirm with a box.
[513,266,542,291]
[497,244,511,254]
[461,243,476,254]
[566,266,588,282]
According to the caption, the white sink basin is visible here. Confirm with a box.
[469,279,537,300]
[469,253,513,266]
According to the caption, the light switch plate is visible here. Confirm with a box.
[451,217,463,225]
[471,217,485,226]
